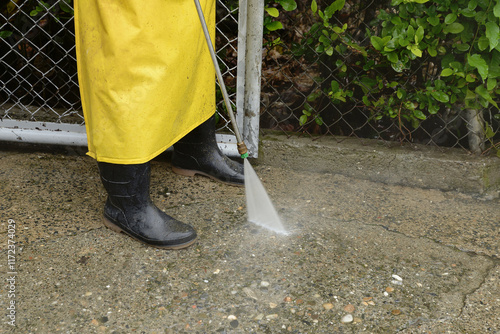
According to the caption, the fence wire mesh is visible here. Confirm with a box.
[0,0,239,132]
[1,0,81,124]
[260,0,500,155]
[1,0,500,156]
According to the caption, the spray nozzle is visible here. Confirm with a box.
[237,142,248,159]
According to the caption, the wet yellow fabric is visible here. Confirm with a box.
[74,0,216,164]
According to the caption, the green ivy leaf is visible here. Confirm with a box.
[427,16,440,26]
[387,52,399,63]
[490,53,500,79]
[475,85,499,108]
[444,13,457,24]
[428,103,439,114]
[428,46,437,57]
[307,90,322,102]
[466,74,477,82]
[299,114,308,125]
[443,22,464,34]
[413,109,427,120]
[332,24,347,34]
[59,0,74,14]
[468,54,489,82]
[465,88,476,100]
[461,8,477,17]
[391,61,405,73]
[0,30,13,38]
[303,103,313,113]
[484,123,495,139]
[478,36,490,51]
[455,43,470,52]
[266,21,283,31]
[475,10,487,24]
[370,36,391,51]
[324,0,345,19]
[265,7,280,18]
[391,16,402,25]
[407,25,415,39]
[311,0,317,13]
[415,26,424,43]
[331,80,340,93]
[278,0,297,12]
[397,88,405,99]
[494,1,500,18]
[409,44,422,57]
[430,90,449,103]
[399,37,410,47]
[485,22,500,51]
[441,68,454,76]
[362,95,371,106]
[487,78,497,91]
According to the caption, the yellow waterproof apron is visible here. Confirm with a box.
[75,0,216,164]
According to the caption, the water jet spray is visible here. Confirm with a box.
[194,0,287,235]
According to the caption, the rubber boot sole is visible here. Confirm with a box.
[102,217,197,250]
[172,166,244,187]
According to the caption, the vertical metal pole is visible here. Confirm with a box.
[236,0,264,158]
[236,0,248,136]
[194,0,248,157]
[466,108,486,154]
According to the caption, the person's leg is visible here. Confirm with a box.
[172,114,244,186]
[98,162,197,249]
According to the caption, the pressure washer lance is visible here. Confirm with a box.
[193,0,248,159]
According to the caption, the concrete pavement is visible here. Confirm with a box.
[1,134,499,333]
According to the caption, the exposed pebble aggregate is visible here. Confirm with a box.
[1,148,498,333]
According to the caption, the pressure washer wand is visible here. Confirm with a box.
[194,0,248,159]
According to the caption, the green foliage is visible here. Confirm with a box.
[298,0,500,136]
[299,102,324,126]
[1,1,74,40]
[29,0,73,17]
[264,0,297,34]
[29,1,50,16]
[0,30,13,38]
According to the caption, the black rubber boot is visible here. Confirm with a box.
[172,114,244,186]
[98,162,197,249]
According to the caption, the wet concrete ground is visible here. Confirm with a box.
[1,134,499,333]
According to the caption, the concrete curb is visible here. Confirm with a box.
[257,133,500,197]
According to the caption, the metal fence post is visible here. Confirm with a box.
[236,0,264,158]
[465,109,486,154]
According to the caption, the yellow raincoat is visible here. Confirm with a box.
[75,0,216,164]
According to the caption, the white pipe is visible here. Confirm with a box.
[0,120,87,146]
[0,120,239,157]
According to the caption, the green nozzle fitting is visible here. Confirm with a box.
[237,142,248,159]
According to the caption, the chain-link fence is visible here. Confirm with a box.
[2,0,500,156]
[0,0,240,134]
[259,0,500,155]
[1,0,81,124]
